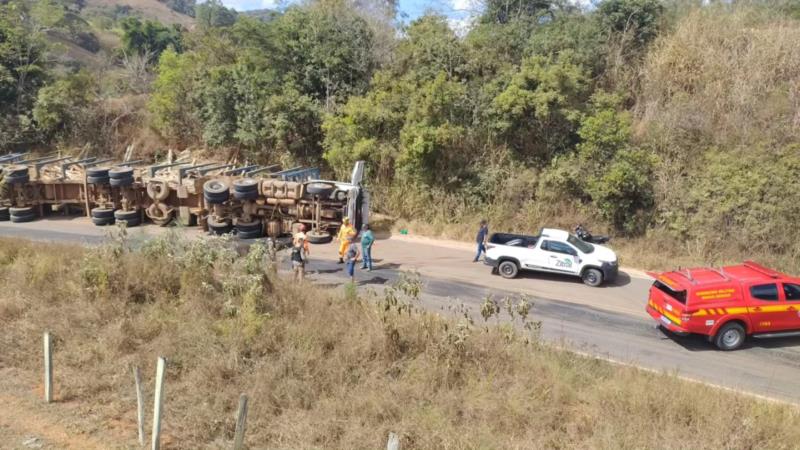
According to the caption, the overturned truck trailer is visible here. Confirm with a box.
[0,152,367,243]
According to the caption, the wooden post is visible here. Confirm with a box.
[133,366,146,447]
[232,394,249,450]
[387,432,400,450]
[43,332,52,403]
[151,357,166,450]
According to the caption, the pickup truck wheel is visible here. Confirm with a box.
[498,260,519,279]
[714,322,746,351]
[582,268,603,287]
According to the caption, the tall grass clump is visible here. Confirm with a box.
[0,235,799,448]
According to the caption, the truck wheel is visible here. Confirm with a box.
[581,268,603,287]
[147,180,171,201]
[305,182,335,197]
[714,322,746,351]
[498,260,519,279]
[306,230,332,244]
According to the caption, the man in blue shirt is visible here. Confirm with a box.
[360,224,375,271]
[473,219,488,262]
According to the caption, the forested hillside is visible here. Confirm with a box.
[2,0,799,269]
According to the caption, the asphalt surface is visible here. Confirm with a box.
[2,216,800,404]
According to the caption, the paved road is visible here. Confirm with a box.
[2,217,800,404]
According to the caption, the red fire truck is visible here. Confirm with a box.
[646,261,800,350]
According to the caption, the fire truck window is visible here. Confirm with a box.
[749,284,779,301]
[783,283,800,301]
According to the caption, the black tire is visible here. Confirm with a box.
[306,230,333,244]
[114,209,139,221]
[109,175,134,187]
[91,207,115,219]
[233,190,258,201]
[233,178,259,193]
[87,175,110,185]
[109,167,134,179]
[5,173,29,184]
[305,182,335,197]
[9,206,35,216]
[581,268,603,287]
[91,216,115,226]
[235,219,261,233]
[87,167,110,178]
[714,322,746,351]
[204,180,229,195]
[208,216,232,235]
[204,192,230,204]
[10,213,36,223]
[4,165,28,177]
[498,260,519,279]
[237,229,263,239]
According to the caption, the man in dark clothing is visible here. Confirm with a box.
[473,219,489,262]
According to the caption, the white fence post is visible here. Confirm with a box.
[43,332,52,403]
[232,393,249,450]
[151,357,166,450]
[387,432,400,450]
[133,366,146,447]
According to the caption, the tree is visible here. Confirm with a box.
[195,0,237,28]
[120,17,183,62]
[32,71,94,141]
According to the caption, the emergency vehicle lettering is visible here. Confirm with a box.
[695,288,735,300]
[759,321,772,328]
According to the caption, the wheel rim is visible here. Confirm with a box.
[501,264,513,276]
[722,329,741,347]
[587,272,597,284]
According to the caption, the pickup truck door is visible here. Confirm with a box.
[539,240,580,275]
[777,283,800,331]
[746,283,783,333]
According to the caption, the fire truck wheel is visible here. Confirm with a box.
[0,207,9,221]
[91,216,115,226]
[305,182,335,198]
[581,268,604,287]
[87,175,110,185]
[714,322,746,351]
[306,230,332,244]
[91,207,115,219]
[147,180,170,201]
[498,260,519,279]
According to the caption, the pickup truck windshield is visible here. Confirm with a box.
[567,235,594,254]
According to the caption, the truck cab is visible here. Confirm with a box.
[485,228,618,287]
[646,261,800,350]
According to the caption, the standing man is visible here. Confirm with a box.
[293,223,310,257]
[336,217,355,264]
[473,219,489,262]
[290,237,306,282]
[344,234,360,282]
[360,223,374,272]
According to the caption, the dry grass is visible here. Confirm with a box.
[1,233,799,449]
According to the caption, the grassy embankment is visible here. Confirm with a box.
[0,232,799,448]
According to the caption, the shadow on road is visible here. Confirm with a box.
[499,268,633,287]
[359,276,389,286]
[656,325,800,352]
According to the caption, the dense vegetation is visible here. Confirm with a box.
[2,235,800,447]
[2,0,800,269]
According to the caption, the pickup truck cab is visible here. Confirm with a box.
[646,261,800,350]
[484,228,618,287]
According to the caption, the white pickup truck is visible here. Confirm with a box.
[484,228,618,287]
